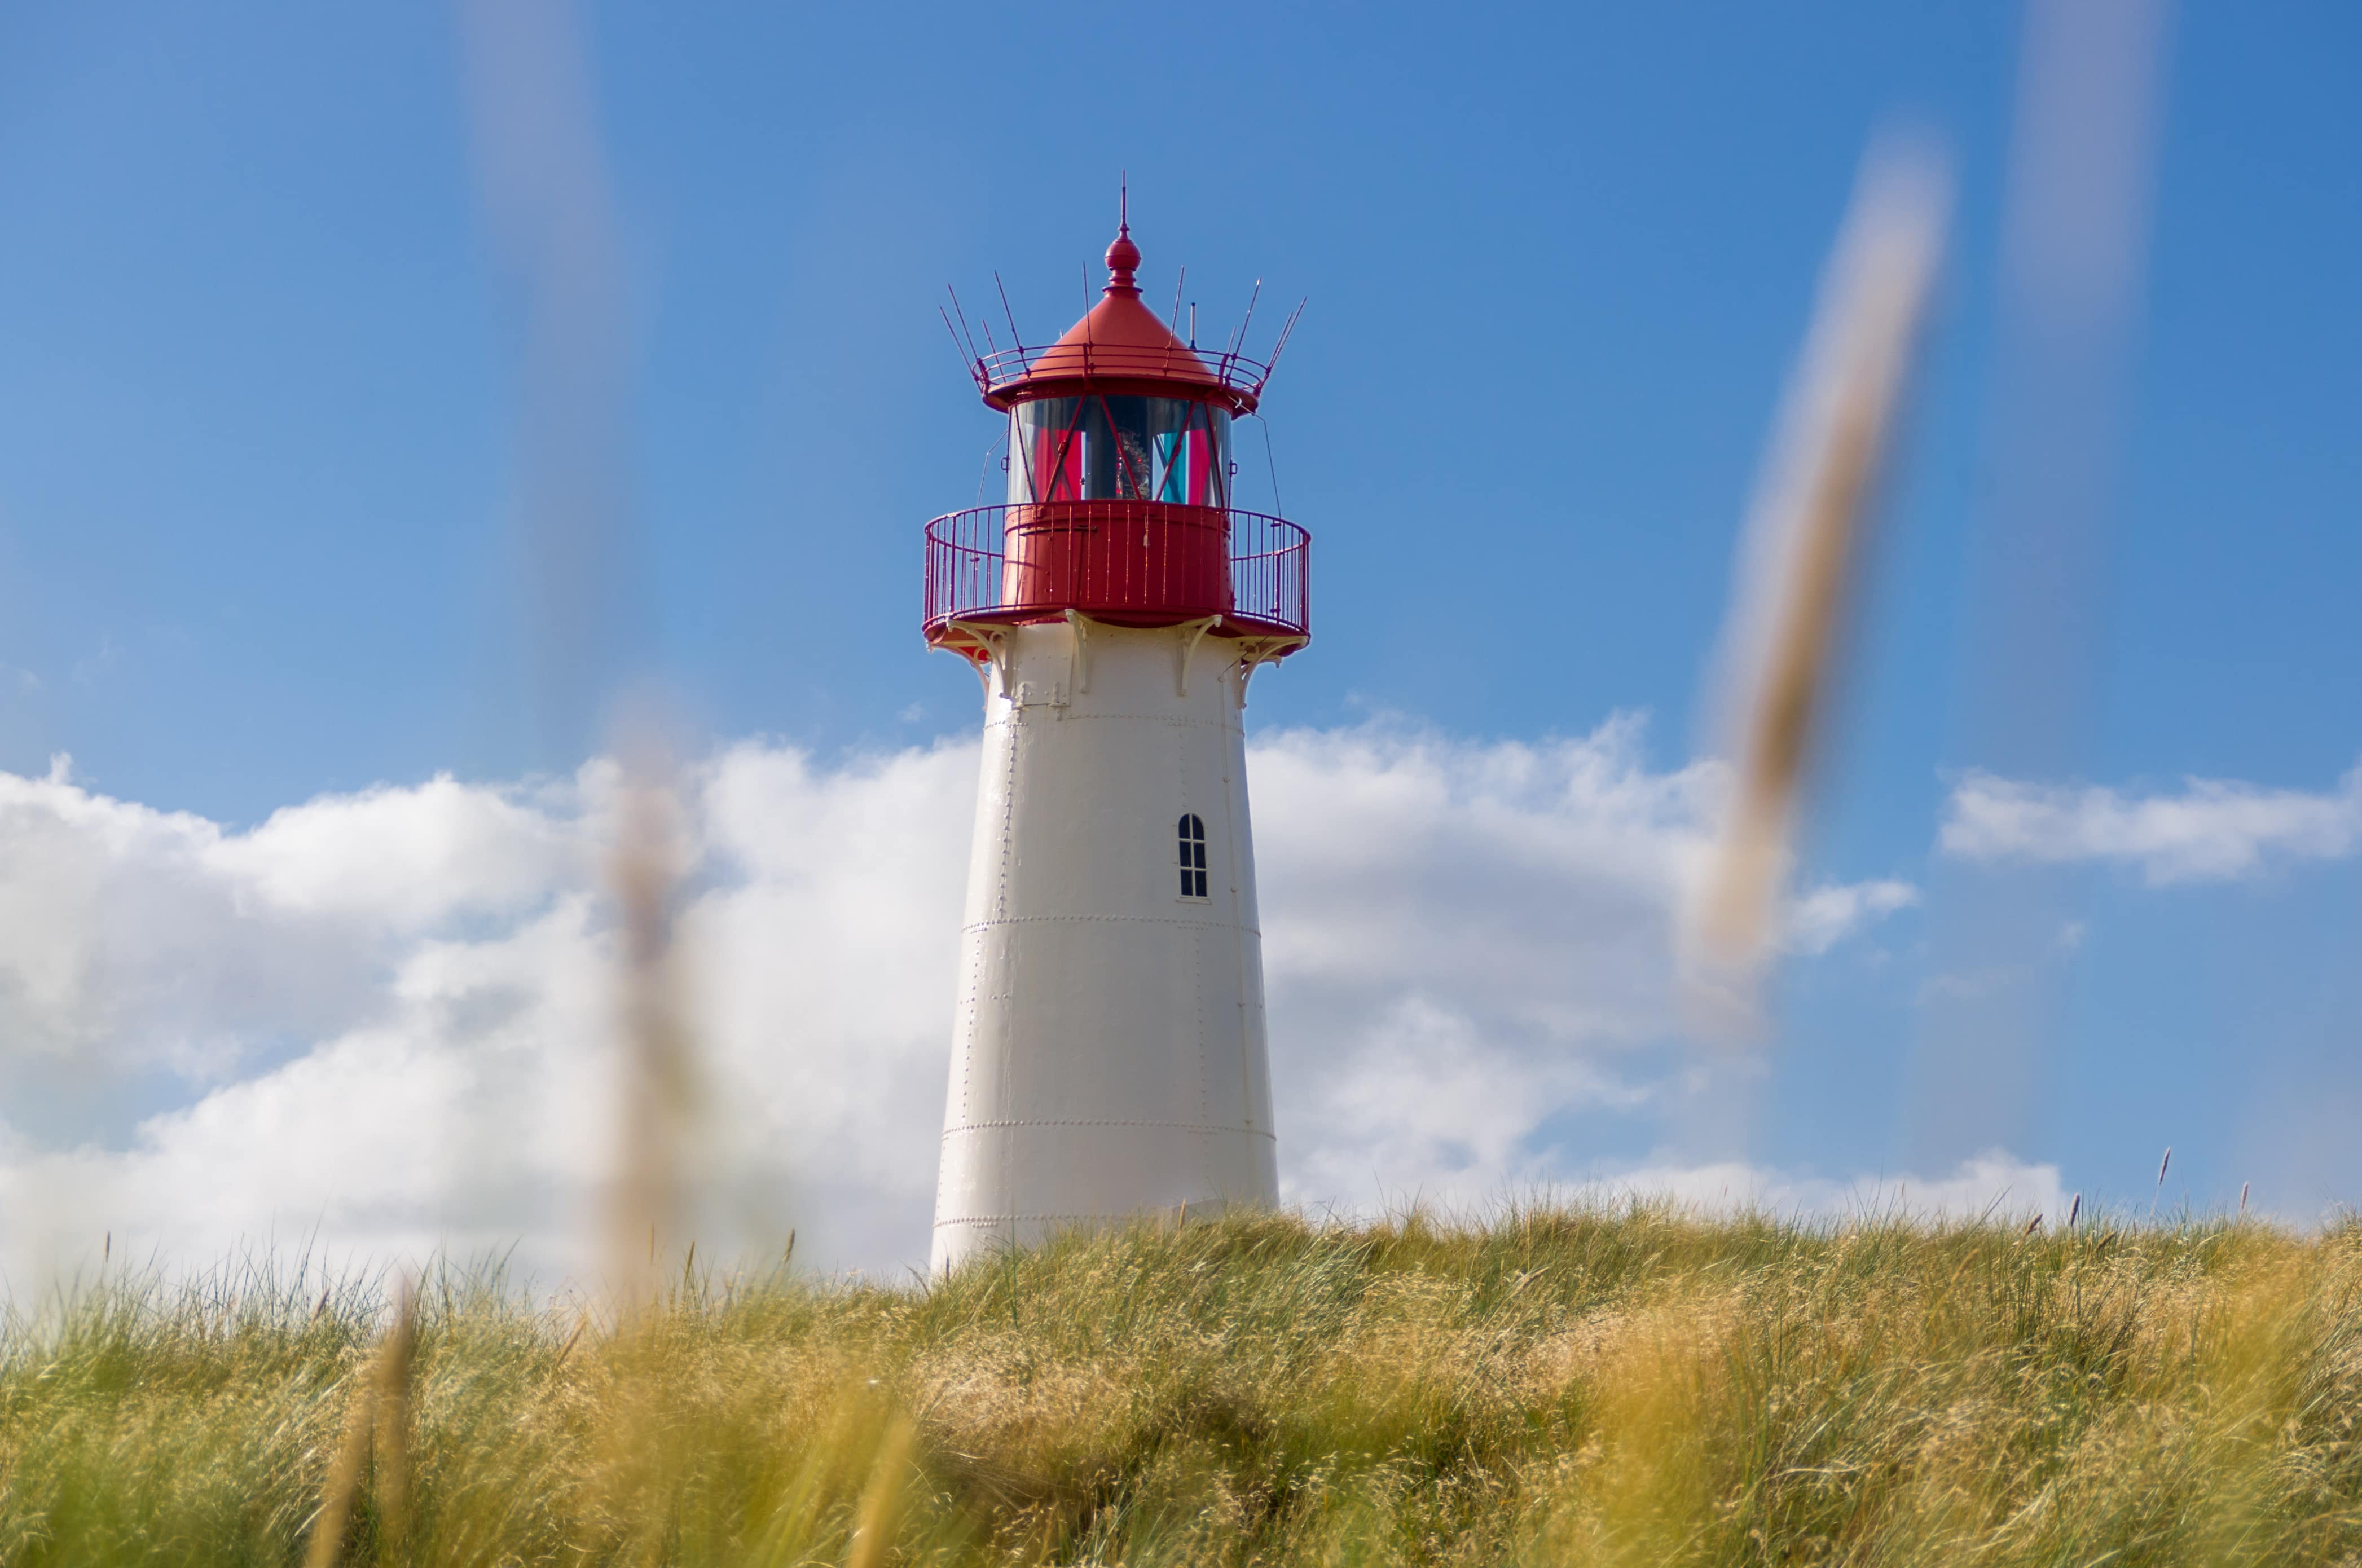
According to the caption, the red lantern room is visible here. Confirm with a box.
[923,218,1310,666]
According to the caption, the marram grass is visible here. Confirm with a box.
[5,1205,2362,1565]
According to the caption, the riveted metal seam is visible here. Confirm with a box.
[1044,713,1238,730]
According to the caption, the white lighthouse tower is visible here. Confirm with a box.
[923,217,1310,1272]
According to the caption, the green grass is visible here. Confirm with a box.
[5,1205,2361,1565]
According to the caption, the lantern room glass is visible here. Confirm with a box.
[1009,397,1233,508]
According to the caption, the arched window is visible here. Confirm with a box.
[1177,813,1208,898]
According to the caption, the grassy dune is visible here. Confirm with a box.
[5,1206,2360,1565]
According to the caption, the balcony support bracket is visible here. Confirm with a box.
[1230,635,1309,708]
[937,620,1014,699]
[1063,609,1093,698]
[1175,616,1222,697]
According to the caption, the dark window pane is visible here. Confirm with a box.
[1009,398,1081,504]
[1010,399,1230,505]
[1177,812,1210,897]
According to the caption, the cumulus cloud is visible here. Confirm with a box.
[1545,1149,2066,1227]
[1251,717,1911,1209]
[0,719,1921,1289]
[1784,879,1920,956]
[1940,765,2362,883]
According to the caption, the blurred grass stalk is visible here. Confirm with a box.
[1684,140,1948,1038]
[1902,0,2168,1168]
[605,714,701,1318]
[301,1278,415,1568]
[457,0,714,1315]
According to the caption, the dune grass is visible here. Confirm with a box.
[3,1205,2360,1565]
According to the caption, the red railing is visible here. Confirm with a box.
[924,504,1310,641]
[966,342,1274,408]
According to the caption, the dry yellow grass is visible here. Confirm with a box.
[5,1204,2360,1565]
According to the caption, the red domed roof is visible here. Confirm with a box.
[978,226,1259,412]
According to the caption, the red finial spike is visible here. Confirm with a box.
[1104,187,1142,296]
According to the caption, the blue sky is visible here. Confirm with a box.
[2,2,2359,1271]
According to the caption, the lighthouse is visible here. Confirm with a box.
[923,215,1310,1272]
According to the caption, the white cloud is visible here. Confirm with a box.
[0,719,1920,1290]
[1555,1149,2067,1227]
[1784,879,1920,956]
[209,775,582,927]
[1252,719,1923,1212]
[1941,765,2362,883]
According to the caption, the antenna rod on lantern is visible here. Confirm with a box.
[1222,278,1263,380]
[1252,297,1309,399]
[1168,265,1187,336]
[993,271,1024,359]
[939,301,986,392]
[944,285,982,363]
